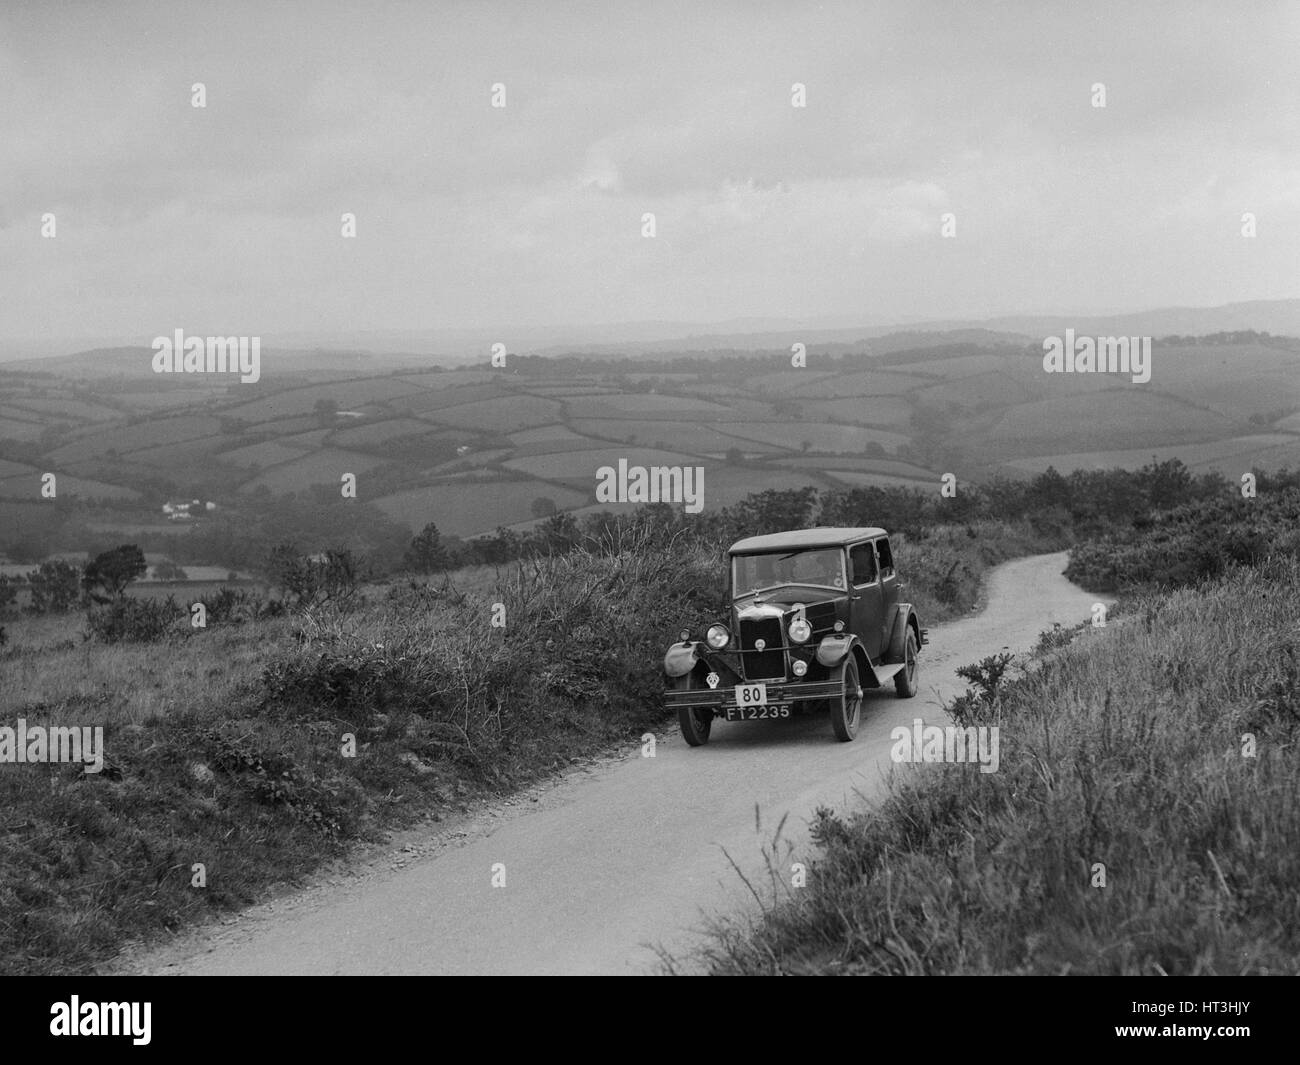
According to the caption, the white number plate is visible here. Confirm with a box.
[734,683,767,706]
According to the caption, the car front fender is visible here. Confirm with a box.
[815,633,856,667]
[663,641,700,678]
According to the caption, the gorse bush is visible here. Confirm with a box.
[1066,488,1300,591]
[197,587,276,625]
[257,535,728,781]
[197,723,365,838]
[84,595,185,643]
[691,555,1300,975]
[268,543,362,609]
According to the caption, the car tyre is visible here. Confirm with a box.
[673,677,713,747]
[829,657,863,742]
[895,630,919,698]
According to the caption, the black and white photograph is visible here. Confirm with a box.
[0,0,1296,1035]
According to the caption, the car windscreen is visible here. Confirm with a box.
[732,548,846,596]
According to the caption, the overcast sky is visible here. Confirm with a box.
[1,0,1297,346]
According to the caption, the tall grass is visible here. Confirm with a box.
[682,556,1300,974]
[0,532,725,973]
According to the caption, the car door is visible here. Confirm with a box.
[875,536,901,641]
[848,541,885,659]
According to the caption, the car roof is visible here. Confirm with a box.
[728,527,886,554]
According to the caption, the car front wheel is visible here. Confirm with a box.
[895,630,919,698]
[829,657,863,742]
[673,677,713,746]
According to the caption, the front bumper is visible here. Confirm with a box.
[664,678,843,712]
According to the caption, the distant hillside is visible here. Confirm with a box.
[6,298,1299,368]
[3,346,445,380]
[0,324,1297,549]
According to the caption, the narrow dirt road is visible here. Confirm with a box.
[128,551,1099,975]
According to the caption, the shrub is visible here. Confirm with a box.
[197,587,267,625]
[268,543,361,609]
[26,560,82,614]
[85,596,185,643]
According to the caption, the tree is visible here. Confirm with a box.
[530,496,558,518]
[268,542,360,608]
[535,511,579,552]
[83,545,147,602]
[404,523,449,574]
[28,559,84,613]
[314,397,339,424]
[153,559,189,581]
[0,575,19,615]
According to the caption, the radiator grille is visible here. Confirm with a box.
[739,617,785,679]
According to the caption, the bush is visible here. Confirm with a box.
[268,544,361,609]
[26,560,82,614]
[85,596,185,643]
[256,538,728,782]
[197,587,268,625]
[1066,489,1300,591]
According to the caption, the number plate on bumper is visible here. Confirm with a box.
[725,704,790,721]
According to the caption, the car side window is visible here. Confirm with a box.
[875,537,895,580]
[849,543,877,586]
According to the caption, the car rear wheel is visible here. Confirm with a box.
[829,657,863,742]
[673,677,713,746]
[895,630,919,698]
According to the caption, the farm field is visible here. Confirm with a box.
[773,455,938,479]
[241,449,392,493]
[798,397,913,426]
[984,391,1236,452]
[717,421,910,453]
[0,471,140,500]
[221,378,420,422]
[373,480,589,536]
[416,395,564,431]
[820,470,935,489]
[567,418,785,454]
[1002,433,1300,475]
[1,331,1297,548]
[787,369,930,397]
[503,447,702,481]
[46,416,225,464]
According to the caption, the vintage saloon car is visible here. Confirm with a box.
[664,527,926,745]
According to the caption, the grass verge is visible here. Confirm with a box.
[683,556,1300,974]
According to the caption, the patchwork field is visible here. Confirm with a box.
[568,418,786,454]
[1,331,1297,545]
[222,378,420,422]
[787,369,930,397]
[717,421,910,453]
[0,472,140,500]
[1002,433,1300,475]
[985,391,1235,452]
[417,395,564,431]
[241,449,393,492]
[330,418,435,448]
[565,393,735,418]
[503,447,701,481]
[373,480,589,536]
[46,415,225,464]
[798,397,913,426]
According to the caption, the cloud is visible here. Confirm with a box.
[0,0,1297,340]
